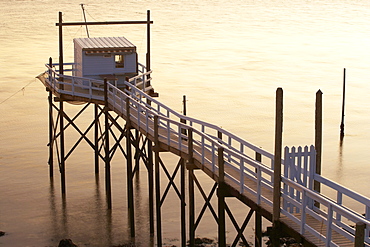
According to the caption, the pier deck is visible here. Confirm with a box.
[38,66,370,247]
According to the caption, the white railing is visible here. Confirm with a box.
[42,64,370,246]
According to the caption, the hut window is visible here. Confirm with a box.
[115,55,124,68]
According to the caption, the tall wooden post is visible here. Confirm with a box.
[104,79,112,209]
[181,158,186,247]
[154,116,162,246]
[146,98,154,236]
[126,98,135,237]
[314,90,323,206]
[218,147,226,247]
[354,222,365,247]
[188,129,195,247]
[60,99,66,194]
[146,10,151,82]
[340,68,346,137]
[255,152,262,247]
[272,88,283,246]
[94,104,99,174]
[58,12,64,89]
[48,57,54,178]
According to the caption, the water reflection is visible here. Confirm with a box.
[337,136,344,181]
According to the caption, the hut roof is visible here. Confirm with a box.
[74,37,136,53]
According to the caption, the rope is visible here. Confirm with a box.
[0,78,36,105]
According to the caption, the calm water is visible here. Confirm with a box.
[1,0,370,246]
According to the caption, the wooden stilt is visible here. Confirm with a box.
[181,158,186,247]
[48,57,54,178]
[125,98,135,237]
[60,99,66,195]
[94,104,99,174]
[148,139,154,236]
[272,87,283,246]
[188,129,195,247]
[146,98,155,236]
[255,152,262,247]
[104,79,112,209]
[154,116,162,246]
[189,167,195,247]
[218,147,226,247]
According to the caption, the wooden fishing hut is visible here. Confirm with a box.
[73,36,138,88]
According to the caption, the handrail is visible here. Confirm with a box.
[42,63,370,246]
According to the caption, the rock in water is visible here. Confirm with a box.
[58,239,78,247]
[0,231,5,237]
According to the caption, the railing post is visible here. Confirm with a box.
[218,147,226,247]
[355,222,365,247]
[272,87,283,246]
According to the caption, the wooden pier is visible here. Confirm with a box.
[38,11,370,247]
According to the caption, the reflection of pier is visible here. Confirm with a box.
[39,11,370,247]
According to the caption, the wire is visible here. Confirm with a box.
[0,79,36,105]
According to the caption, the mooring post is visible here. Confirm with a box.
[314,90,323,208]
[255,152,262,247]
[218,147,226,246]
[354,222,365,247]
[60,99,66,194]
[154,115,162,246]
[125,97,135,237]
[340,68,346,137]
[104,79,112,209]
[272,87,283,246]
[94,104,99,174]
[48,57,54,178]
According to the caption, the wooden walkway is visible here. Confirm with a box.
[38,66,370,247]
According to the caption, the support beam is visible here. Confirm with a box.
[354,222,365,247]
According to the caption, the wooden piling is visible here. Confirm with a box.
[60,100,66,194]
[314,90,323,206]
[104,79,112,209]
[48,57,54,178]
[188,129,195,247]
[272,87,283,246]
[340,68,346,137]
[125,97,135,237]
[255,152,262,247]
[218,147,226,247]
[154,115,162,246]
[94,104,99,174]
[58,12,64,89]
[354,222,365,247]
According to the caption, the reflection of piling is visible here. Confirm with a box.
[340,68,346,138]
